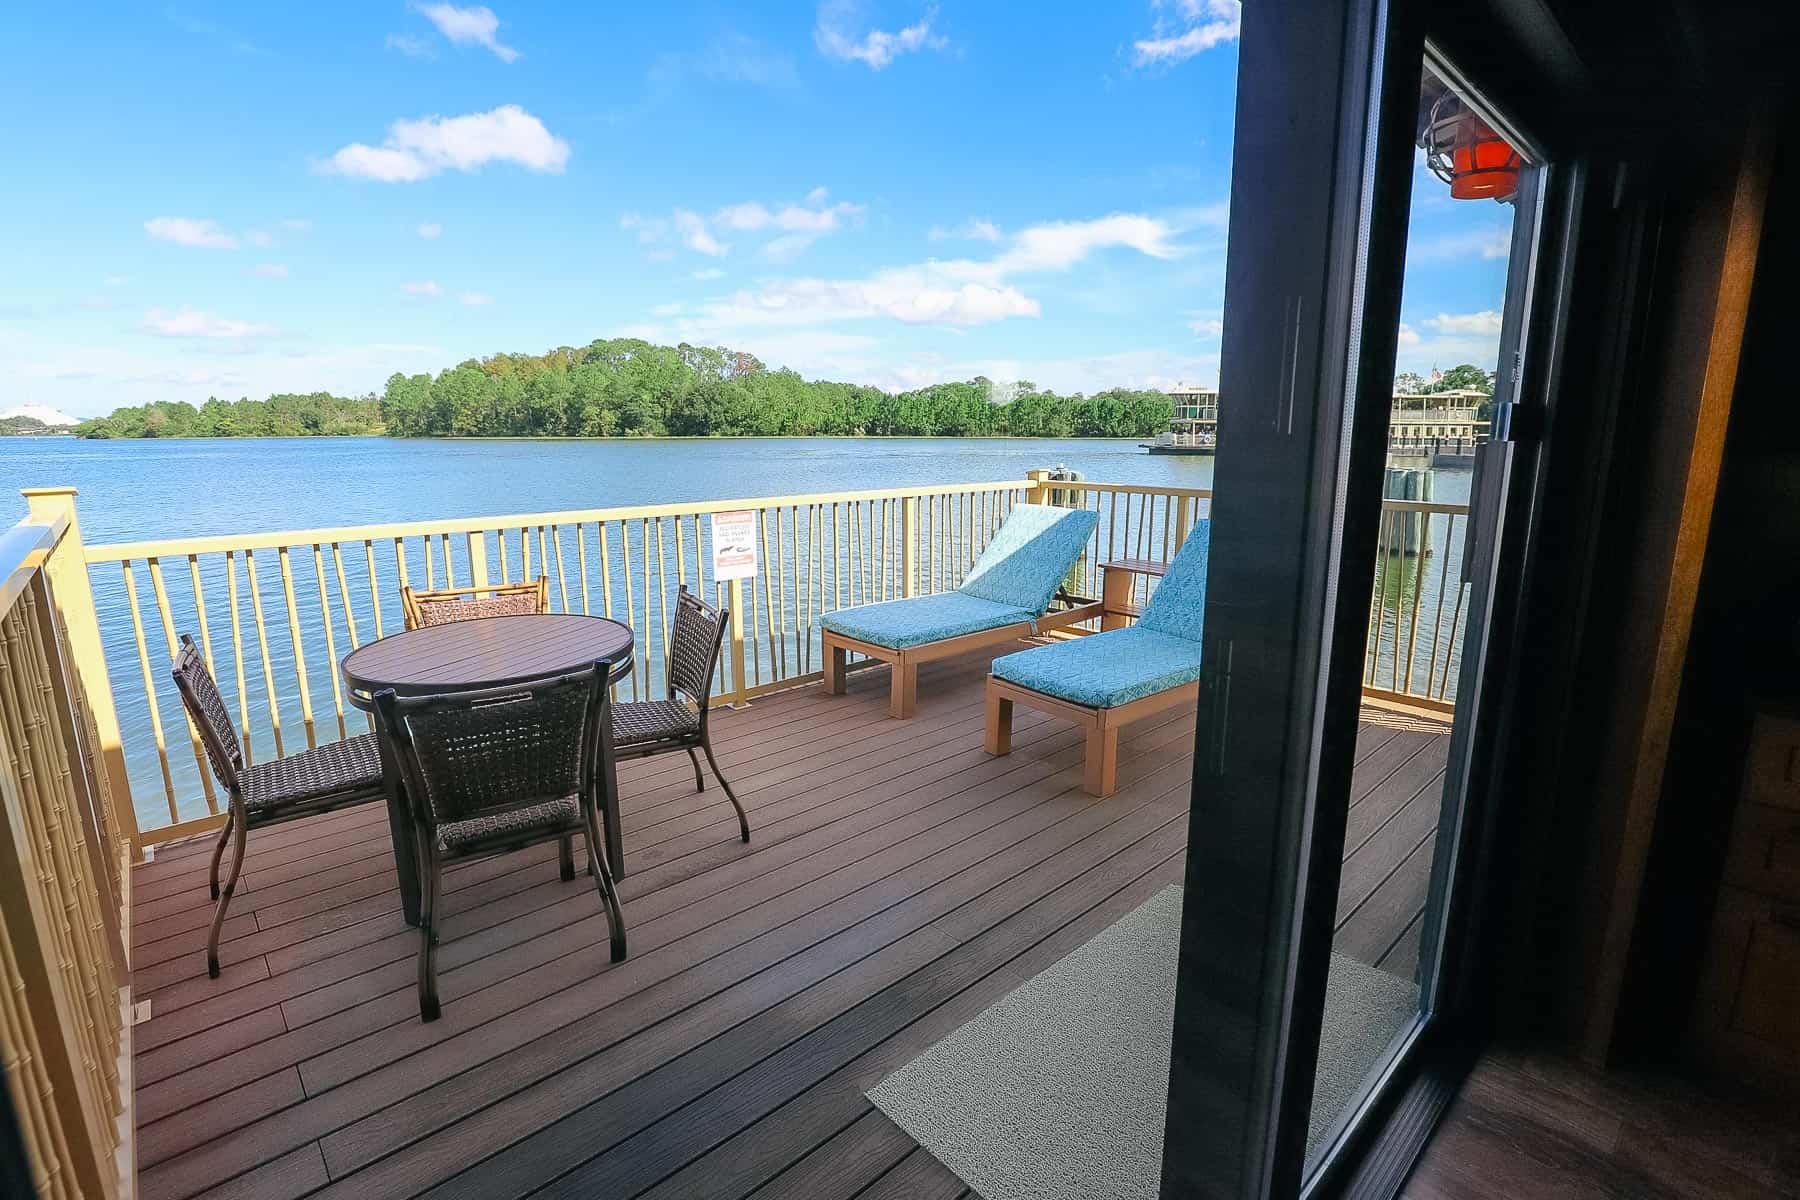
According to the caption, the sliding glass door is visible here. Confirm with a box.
[1160,2,1568,1195]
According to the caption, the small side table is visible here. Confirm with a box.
[1099,558,1168,630]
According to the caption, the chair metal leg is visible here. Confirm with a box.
[686,747,706,792]
[558,833,576,882]
[206,808,246,979]
[584,804,628,962]
[208,808,235,901]
[417,843,442,1021]
[699,735,750,843]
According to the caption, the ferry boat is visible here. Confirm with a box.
[1141,383,1218,455]
[1143,385,1490,465]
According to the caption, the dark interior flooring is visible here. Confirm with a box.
[1403,1044,1800,1200]
[127,646,1446,1200]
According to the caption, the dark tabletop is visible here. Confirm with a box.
[342,613,635,708]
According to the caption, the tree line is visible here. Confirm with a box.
[75,392,384,438]
[75,338,1177,440]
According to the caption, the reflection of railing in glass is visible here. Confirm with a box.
[1363,500,1471,706]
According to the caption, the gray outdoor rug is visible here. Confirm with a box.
[867,886,1419,1200]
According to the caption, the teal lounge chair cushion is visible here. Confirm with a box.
[991,626,1205,708]
[1137,520,1210,642]
[957,504,1100,615]
[990,521,1211,709]
[820,591,1036,651]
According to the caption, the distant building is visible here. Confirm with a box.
[1,404,80,428]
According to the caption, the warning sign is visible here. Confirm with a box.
[710,511,758,581]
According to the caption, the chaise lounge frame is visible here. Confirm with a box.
[983,675,1200,797]
[823,598,1104,719]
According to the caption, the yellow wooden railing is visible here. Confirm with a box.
[20,474,1468,851]
[0,497,135,1200]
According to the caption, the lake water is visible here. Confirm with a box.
[1,436,1470,833]
[3,436,1234,544]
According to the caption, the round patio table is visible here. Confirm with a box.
[343,613,636,925]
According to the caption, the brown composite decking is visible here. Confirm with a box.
[127,646,1451,1200]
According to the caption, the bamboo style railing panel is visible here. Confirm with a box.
[0,506,132,1200]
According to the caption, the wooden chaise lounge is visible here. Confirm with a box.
[984,521,1209,796]
[820,503,1102,718]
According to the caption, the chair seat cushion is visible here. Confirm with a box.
[613,698,699,744]
[991,627,1204,709]
[240,733,383,813]
[436,795,581,851]
[821,592,1036,651]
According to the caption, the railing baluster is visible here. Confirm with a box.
[275,546,316,750]
[550,525,571,613]
[363,539,381,644]
[243,549,285,758]
[118,560,178,823]
[311,544,347,741]
[331,543,360,649]
[147,556,217,813]
[576,523,592,615]
[225,551,252,761]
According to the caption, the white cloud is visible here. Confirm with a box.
[1188,313,1223,336]
[141,308,276,340]
[459,291,495,306]
[245,230,274,247]
[412,3,518,62]
[402,280,443,296]
[672,211,728,257]
[814,1,945,69]
[639,211,1186,337]
[252,263,289,278]
[144,217,238,250]
[1397,323,1421,346]
[1423,310,1503,335]
[627,191,865,261]
[323,105,568,182]
[386,33,436,58]
[691,268,724,280]
[1133,0,1241,66]
[929,218,1002,242]
[418,222,444,238]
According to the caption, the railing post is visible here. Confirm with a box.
[728,576,748,707]
[900,496,919,597]
[1027,469,1053,505]
[20,488,139,863]
[465,530,490,589]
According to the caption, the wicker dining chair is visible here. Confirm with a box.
[612,585,750,845]
[373,660,627,1021]
[401,575,550,630]
[171,635,385,979]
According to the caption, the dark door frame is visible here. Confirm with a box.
[1160,1,1595,1197]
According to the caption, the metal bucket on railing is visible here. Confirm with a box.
[1044,465,1084,509]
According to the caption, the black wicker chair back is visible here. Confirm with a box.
[668,584,726,705]
[386,675,598,835]
[173,632,384,979]
[373,660,628,1019]
[171,634,243,793]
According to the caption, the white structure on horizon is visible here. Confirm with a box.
[1,404,80,427]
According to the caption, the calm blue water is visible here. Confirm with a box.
[1,436,1227,543]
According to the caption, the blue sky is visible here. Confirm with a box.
[2,2,1512,418]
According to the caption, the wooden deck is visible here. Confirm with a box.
[128,647,1450,1200]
